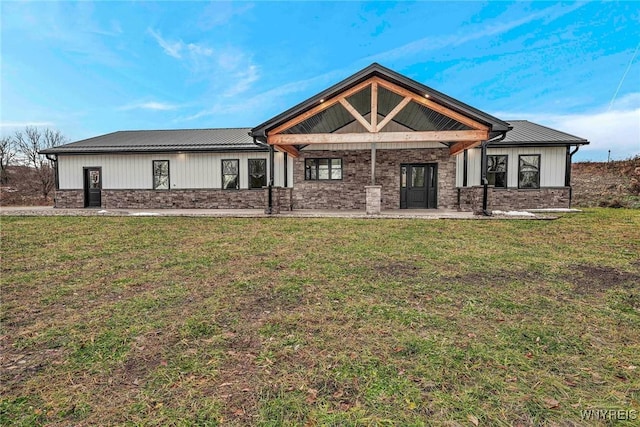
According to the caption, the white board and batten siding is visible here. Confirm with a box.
[58,152,291,190]
[455,146,567,187]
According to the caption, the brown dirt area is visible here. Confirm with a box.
[572,156,640,208]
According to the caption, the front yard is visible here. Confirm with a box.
[1,209,639,426]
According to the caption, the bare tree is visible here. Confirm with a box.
[0,136,17,185]
[15,127,66,199]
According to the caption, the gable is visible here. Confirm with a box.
[250,63,510,140]
[250,64,511,158]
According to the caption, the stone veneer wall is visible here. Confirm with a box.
[458,186,571,213]
[55,190,85,208]
[54,189,265,209]
[293,148,457,210]
[102,189,265,209]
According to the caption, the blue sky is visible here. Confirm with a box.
[1,1,638,161]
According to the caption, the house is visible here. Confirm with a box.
[41,63,589,214]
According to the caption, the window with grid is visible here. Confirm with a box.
[305,158,342,181]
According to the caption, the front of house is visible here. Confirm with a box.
[42,64,589,214]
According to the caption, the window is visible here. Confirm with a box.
[487,155,508,188]
[153,160,169,190]
[248,159,266,189]
[518,155,540,189]
[305,158,342,180]
[222,159,239,189]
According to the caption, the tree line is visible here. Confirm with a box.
[0,126,66,200]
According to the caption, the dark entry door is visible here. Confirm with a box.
[400,164,437,209]
[84,168,102,207]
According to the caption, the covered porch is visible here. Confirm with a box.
[251,63,510,214]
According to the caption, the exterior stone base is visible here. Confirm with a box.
[54,189,266,209]
[54,190,84,208]
[366,186,381,215]
[458,186,571,213]
[264,187,293,214]
[53,188,295,212]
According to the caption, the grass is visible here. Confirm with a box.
[1,209,639,426]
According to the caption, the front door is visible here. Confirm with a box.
[400,164,437,209]
[84,168,102,208]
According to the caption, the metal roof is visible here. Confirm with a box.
[496,120,589,146]
[251,63,512,139]
[40,128,263,154]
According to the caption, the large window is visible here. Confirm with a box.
[487,155,508,188]
[248,159,267,189]
[305,158,342,181]
[518,155,540,189]
[222,159,239,190]
[153,160,169,190]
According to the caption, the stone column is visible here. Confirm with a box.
[365,185,382,215]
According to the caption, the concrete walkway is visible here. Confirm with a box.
[0,205,562,220]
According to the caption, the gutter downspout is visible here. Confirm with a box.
[45,154,59,191]
[480,132,508,216]
[566,146,580,208]
[251,135,273,214]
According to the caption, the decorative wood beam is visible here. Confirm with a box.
[339,98,373,132]
[273,144,300,158]
[372,77,490,131]
[449,140,482,156]
[268,79,375,136]
[376,97,411,132]
[371,82,378,132]
[269,130,489,145]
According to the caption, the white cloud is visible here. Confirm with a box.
[147,28,260,96]
[147,28,189,59]
[118,102,179,111]
[147,28,215,62]
[224,65,260,97]
[495,93,640,160]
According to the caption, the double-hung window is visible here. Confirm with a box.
[487,155,507,188]
[248,159,267,189]
[153,160,170,190]
[518,155,540,189]
[305,158,342,181]
[222,159,239,190]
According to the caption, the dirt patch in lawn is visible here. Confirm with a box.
[370,261,424,280]
[446,265,639,295]
[569,264,640,294]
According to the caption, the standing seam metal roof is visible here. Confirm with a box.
[498,120,589,145]
[40,128,262,154]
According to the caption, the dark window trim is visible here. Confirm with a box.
[304,158,343,181]
[152,160,170,190]
[222,159,240,190]
[486,154,508,188]
[518,154,541,189]
[248,158,267,190]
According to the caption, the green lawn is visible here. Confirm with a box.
[1,209,639,426]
